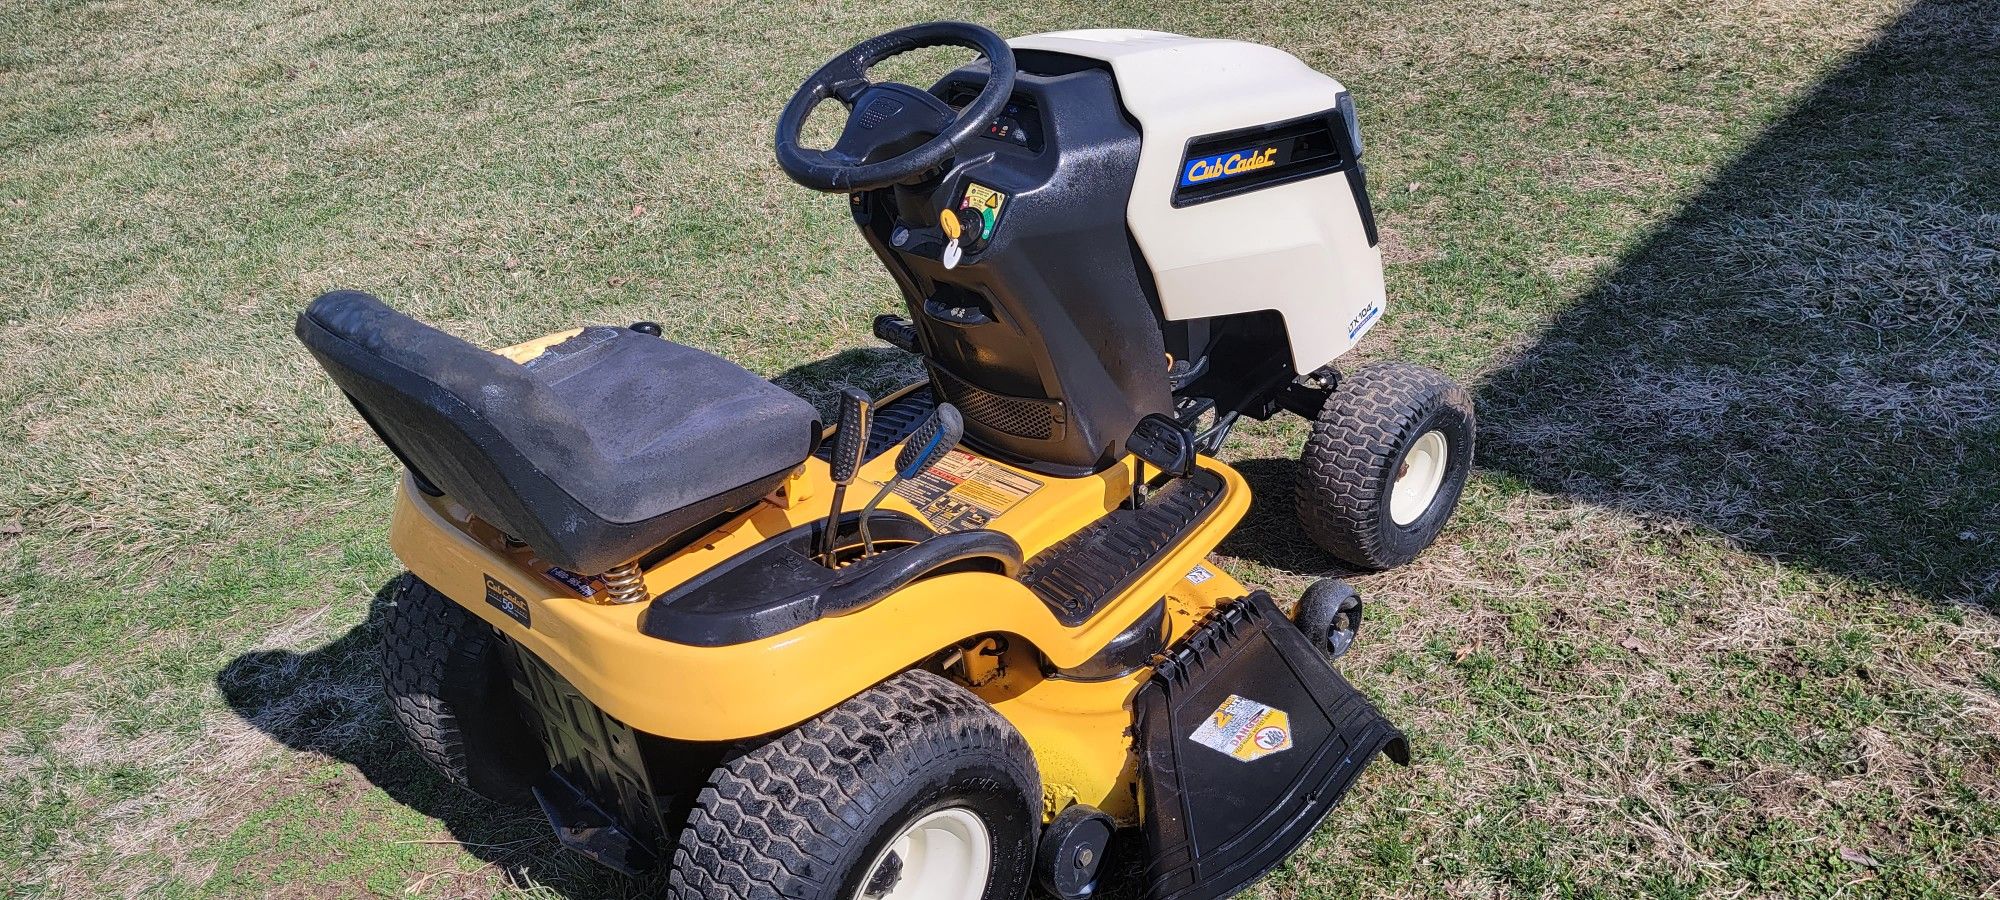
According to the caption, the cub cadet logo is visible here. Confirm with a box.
[1181,146,1279,186]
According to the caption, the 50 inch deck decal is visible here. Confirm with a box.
[484,575,531,627]
[892,449,1042,532]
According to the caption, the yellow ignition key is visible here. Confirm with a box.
[939,208,962,241]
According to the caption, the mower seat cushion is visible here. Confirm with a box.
[296,290,818,575]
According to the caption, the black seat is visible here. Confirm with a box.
[296,291,818,575]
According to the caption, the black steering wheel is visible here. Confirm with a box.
[775,22,1017,192]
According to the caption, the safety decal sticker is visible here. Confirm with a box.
[960,183,1007,240]
[893,449,1042,533]
[1189,694,1294,762]
[1186,564,1215,585]
[484,575,531,627]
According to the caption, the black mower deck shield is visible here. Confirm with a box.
[1135,591,1407,900]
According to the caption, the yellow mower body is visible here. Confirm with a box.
[392,371,1251,823]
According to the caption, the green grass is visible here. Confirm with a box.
[4,0,1997,896]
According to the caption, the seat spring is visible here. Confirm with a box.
[601,563,649,605]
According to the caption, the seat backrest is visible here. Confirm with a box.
[296,291,604,559]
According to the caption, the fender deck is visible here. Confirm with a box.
[1135,591,1407,900]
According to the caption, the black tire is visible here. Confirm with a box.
[668,669,1041,900]
[380,573,543,804]
[1296,362,1475,570]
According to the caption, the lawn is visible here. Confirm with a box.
[3,0,1997,896]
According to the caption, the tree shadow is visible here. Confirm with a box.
[1195,1,2000,605]
[1474,0,1999,606]
[217,580,656,897]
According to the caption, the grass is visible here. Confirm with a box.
[3,0,1997,896]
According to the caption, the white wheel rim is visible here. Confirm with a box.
[1389,430,1449,527]
[854,807,992,900]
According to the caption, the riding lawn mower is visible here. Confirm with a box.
[297,22,1475,900]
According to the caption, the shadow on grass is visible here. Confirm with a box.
[217,580,655,897]
[1473,0,1998,605]
[1234,1,1998,602]
[1217,456,1371,577]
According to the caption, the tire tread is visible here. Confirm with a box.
[379,573,538,802]
[1296,362,1474,569]
[667,669,1036,900]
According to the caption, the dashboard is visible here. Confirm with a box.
[943,86,1046,153]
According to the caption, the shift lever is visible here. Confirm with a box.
[819,389,872,567]
[858,403,964,555]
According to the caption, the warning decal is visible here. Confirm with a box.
[1189,694,1293,762]
[960,182,1007,240]
[891,450,1042,533]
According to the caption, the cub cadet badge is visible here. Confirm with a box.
[1179,146,1280,186]
[483,575,531,627]
[1188,694,1293,762]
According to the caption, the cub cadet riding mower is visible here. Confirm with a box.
[297,23,1475,900]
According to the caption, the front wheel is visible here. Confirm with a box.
[1296,363,1475,570]
[668,669,1041,900]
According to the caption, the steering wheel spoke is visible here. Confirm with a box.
[820,145,863,167]
[829,76,873,107]
[775,22,1019,192]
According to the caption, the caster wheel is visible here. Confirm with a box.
[1035,804,1115,900]
[1296,362,1475,570]
[1294,578,1364,663]
[669,670,1041,900]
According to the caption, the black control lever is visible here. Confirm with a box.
[819,389,873,567]
[858,403,964,555]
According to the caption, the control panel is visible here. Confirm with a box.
[945,87,1045,152]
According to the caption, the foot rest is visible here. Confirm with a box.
[1135,591,1408,900]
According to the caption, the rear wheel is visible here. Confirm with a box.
[379,573,543,804]
[1296,363,1475,570]
[668,669,1040,900]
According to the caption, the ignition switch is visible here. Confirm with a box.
[938,206,988,270]
[941,206,985,248]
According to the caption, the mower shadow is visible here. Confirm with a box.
[217,580,660,898]
[218,579,1138,898]
[1471,0,1999,606]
